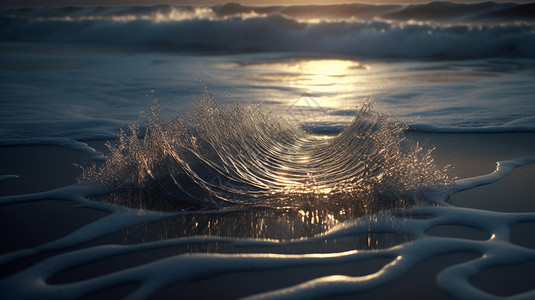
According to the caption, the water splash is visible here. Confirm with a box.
[81,87,451,210]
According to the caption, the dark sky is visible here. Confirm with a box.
[2,0,533,8]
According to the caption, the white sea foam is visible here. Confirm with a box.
[1,156,534,299]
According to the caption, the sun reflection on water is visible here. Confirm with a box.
[114,198,414,251]
[239,58,371,114]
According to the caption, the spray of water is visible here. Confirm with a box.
[81,87,452,210]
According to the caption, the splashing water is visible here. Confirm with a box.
[81,87,451,211]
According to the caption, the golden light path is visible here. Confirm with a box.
[239,58,372,125]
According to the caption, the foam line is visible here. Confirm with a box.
[454,157,535,192]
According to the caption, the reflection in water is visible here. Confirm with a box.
[95,189,415,254]
[238,58,372,125]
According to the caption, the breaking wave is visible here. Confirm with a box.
[3,2,534,23]
[1,2,535,59]
[81,87,451,210]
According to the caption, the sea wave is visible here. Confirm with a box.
[1,2,534,59]
[2,2,534,23]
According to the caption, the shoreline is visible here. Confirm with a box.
[1,132,534,299]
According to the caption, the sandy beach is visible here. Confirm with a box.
[1,132,534,299]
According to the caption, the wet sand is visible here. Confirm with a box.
[0,133,534,299]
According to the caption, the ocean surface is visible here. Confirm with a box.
[1,2,535,300]
[1,1,535,146]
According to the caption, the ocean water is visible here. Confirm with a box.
[1,2,535,299]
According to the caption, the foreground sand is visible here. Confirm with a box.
[0,133,534,299]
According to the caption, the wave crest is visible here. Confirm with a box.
[2,3,535,59]
[81,87,452,210]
